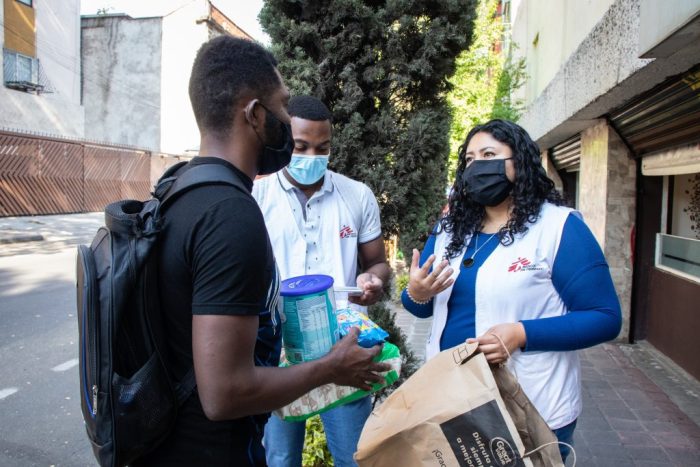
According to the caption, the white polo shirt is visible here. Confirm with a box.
[252,170,382,295]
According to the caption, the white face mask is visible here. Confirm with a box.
[286,153,330,185]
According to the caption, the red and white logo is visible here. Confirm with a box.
[508,257,532,272]
[339,225,357,239]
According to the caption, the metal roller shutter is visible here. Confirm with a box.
[549,134,581,172]
[609,65,700,158]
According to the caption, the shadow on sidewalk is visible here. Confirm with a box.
[0,213,103,257]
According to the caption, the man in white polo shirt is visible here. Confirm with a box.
[253,95,391,467]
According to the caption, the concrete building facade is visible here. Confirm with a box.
[508,0,700,380]
[81,0,252,154]
[1,0,84,137]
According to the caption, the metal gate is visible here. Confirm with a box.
[0,130,184,216]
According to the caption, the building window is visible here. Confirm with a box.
[16,0,33,6]
[656,233,700,283]
[3,49,44,93]
[656,173,700,283]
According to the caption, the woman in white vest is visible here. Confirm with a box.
[401,119,622,462]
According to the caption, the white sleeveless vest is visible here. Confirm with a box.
[429,203,581,429]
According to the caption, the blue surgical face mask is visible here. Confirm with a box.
[286,153,330,185]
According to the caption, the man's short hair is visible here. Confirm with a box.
[288,95,332,122]
[189,36,280,138]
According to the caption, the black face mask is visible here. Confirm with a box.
[461,158,514,206]
[255,104,294,175]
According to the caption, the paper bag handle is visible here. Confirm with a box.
[452,341,480,365]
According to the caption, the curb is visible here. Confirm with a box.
[0,234,45,245]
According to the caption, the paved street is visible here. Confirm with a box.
[0,249,95,466]
[0,213,103,257]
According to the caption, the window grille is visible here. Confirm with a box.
[3,49,53,93]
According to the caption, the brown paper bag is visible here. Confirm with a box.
[354,342,563,467]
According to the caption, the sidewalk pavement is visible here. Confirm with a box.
[2,213,700,465]
[392,304,700,467]
[0,212,103,257]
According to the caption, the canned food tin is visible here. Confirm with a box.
[280,274,339,363]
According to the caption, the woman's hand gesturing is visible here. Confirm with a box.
[406,249,455,303]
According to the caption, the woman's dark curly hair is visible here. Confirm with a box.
[441,119,563,259]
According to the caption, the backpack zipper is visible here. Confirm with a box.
[81,286,97,417]
[92,385,98,416]
[79,245,99,418]
[88,278,98,416]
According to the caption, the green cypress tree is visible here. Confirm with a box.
[261,6,478,463]
[260,0,478,255]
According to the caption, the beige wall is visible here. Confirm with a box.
[0,84,84,136]
[0,0,84,137]
[81,0,247,153]
[510,0,616,105]
[578,122,609,244]
[36,0,82,105]
[579,120,636,341]
[82,16,163,149]
[638,0,700,57]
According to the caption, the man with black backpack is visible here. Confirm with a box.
[144,36,393,466]
[77,36,389,467]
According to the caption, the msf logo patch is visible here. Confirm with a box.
[508,257,543,273]
[339,225,357,239]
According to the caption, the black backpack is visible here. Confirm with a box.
[76,161,248,467]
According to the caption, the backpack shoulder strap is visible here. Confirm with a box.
[331,172,363,231]
[155,162,249,208]
[150,161,248,405]
[174,367,197,404]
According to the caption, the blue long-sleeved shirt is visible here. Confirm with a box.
[401,213,622,352]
